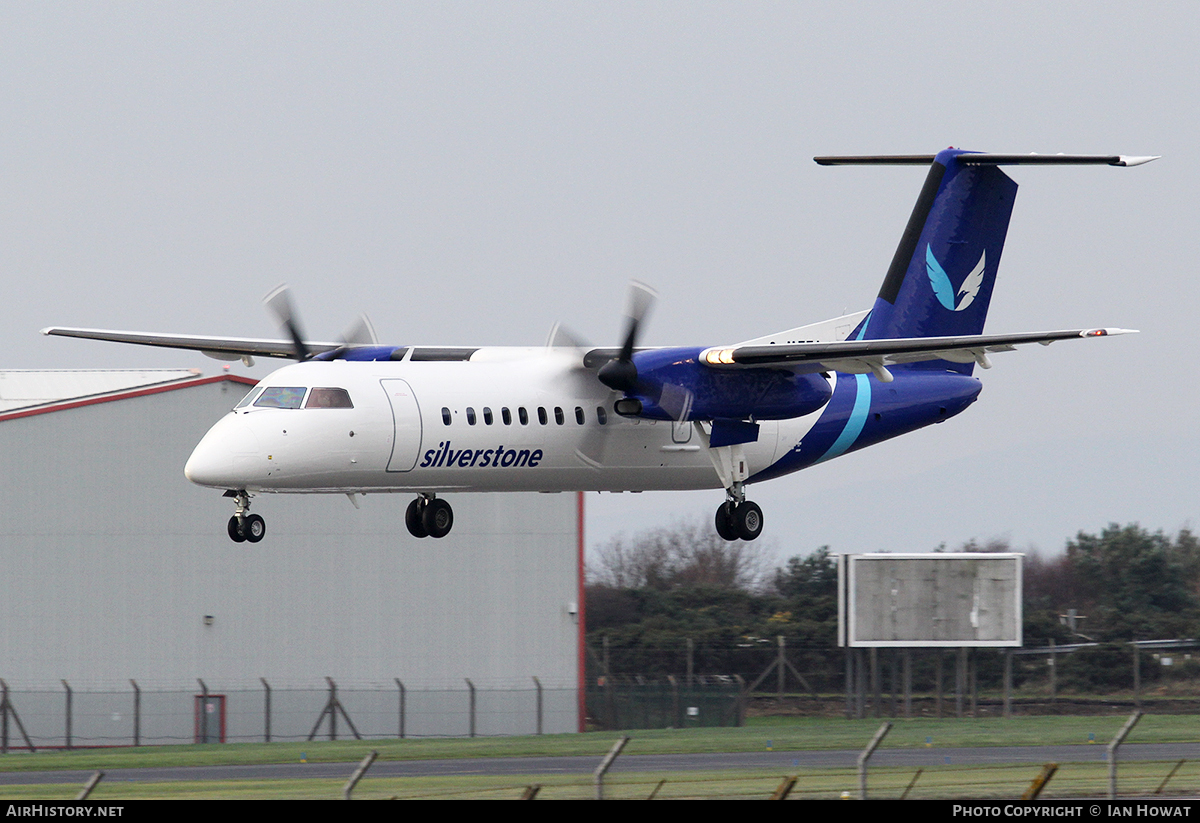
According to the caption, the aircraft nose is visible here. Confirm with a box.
[184,415,261,488]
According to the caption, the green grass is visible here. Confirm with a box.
[0,713,1196,776]
[3,760,1198,800]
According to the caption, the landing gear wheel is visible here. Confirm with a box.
[243,514,266,543]
[734,501,763,541]
[421,498,454,539]
[405,498,428,538]
[715,502,738,541]
[227,515,246,543]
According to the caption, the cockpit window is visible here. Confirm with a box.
[234,387,264,410]
[305,388,354,409]
[254,387,307,409]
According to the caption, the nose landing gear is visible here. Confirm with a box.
[224,490,266,543]
[405,494,454,539]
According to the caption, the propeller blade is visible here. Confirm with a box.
[340,314,379,348]
[263,284,312,361]
[599,280,657,392]
[618,280,657,361]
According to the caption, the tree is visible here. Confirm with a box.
[588,518,771,591]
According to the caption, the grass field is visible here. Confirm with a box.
[2,714,1198,799]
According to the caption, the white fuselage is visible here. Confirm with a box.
[184,350,821,496]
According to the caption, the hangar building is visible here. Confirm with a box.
[0,369,583,743]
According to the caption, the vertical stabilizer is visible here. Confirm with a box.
[863,150,1018,358]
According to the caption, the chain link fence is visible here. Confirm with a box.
[0,678,577,750]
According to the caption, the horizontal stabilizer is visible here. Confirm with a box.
[815,153,1159,167]
[700,328,1136,382]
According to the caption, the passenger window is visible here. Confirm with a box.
[596,406,607,425]
[483,407,494,425]
[254,387,306,409]
[519,407,528,426]
[502,407,512,425]
[466,407,476,425]
[441,407,451,425]
[235,387,264,409]
[305,388,353,408]
[538,407,547,425]
[554,407,564,425]
[575,406,585,425]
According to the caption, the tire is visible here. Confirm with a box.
[244,514,266,543]
[714,502,738,541]
[405,498,428,538]
[227,515,246,543]
[734,501,763,541]
[422,498,454,539]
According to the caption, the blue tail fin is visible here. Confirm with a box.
[859,149,1018,370]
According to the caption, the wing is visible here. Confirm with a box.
[700,328,1136,382]
[40,327,343,360]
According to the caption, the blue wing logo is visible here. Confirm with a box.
[926,246,985,312]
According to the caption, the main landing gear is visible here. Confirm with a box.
[405,494,454,539]
[225,490,266,543]
[714,483,763,542]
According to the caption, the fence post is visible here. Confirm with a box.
[858,721,892,800]
[595,736,630,800]
[465,679,476,738]
[533,677,543,735]
[1004,650,1013,719]
[395,678,405,739]
[1133,641,1141,709]
[130,680,140,747]
[260,678,271,743]
[1108,711,1144,800]
[734,674,746,727]
[197,678,209,744]
[62,680,72,751]
[328,677,338,741]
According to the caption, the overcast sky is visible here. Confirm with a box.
[2,3,1194,563]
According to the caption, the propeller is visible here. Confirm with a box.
[264,284,312,361]
[264,284,378,361]
[597,280,657,392]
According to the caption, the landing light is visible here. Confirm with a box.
[703,348,736,365]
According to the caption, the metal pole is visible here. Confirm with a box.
[857,722,892,800]
[870,647,880,718]
[935,649,943,718]
[687,638,694,688]
[1049,639,1056,701]
[465,678,476,738]
[197,678,208,744]
[62,680,72,751]
[2,679,9,754]
[260,678,271,743]
[343,751,378,800]
[903,649,912,718]
[1004,650,1013,719]
[395,678,405,739]
[777,636,785,696]
[533,676,543,735]
[844,647,853,719]
[955,648,964,718]
[327,677,337,741]
[1108,711,1144,800]
[130,680,140,747]
[1133,642,1141,709]
[594,736,630,800]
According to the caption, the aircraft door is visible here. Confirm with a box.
[381,378,423,472]
[671,420,692,443]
